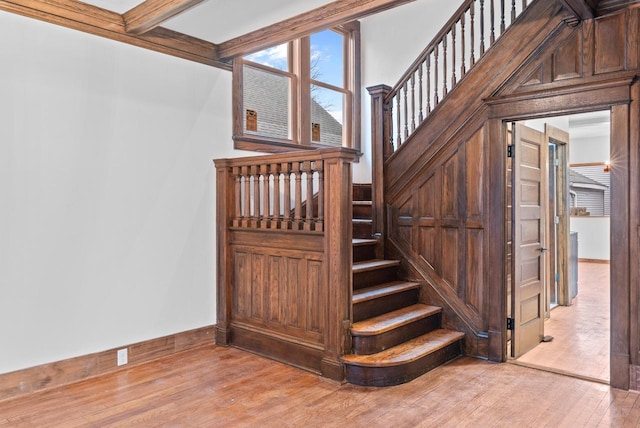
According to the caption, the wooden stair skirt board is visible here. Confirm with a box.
[345,184,464,387]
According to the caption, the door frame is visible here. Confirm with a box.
[485,77,635,390]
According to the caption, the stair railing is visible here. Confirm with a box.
[214,147,358,381]
[377,0,534,159]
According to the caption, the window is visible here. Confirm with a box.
[232,23,360,153]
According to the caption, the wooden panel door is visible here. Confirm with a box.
[511,123,547,358]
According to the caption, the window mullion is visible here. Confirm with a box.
[296,37,312,146]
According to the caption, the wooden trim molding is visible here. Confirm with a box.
[559,0,596,21]
[123,0,204,35]
[0,325,215,402]
[578,258,611,263]
[0,0,230,70]
[217,0,415,59]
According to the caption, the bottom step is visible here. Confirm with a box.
[342,329,464,387]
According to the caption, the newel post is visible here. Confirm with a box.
[212,158,234,346]
[368,84,392,257]
[321,148,358,381]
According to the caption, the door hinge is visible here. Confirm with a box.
[507,145,515,158]
[555,158,560,167]
[507,317,515,331]
[556,272,560,282]
[555,215,560,225]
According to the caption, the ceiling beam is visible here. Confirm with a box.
[217,0,416,59]
[123,0,204,35]
[558,0,597,20]
[0,0,230,70]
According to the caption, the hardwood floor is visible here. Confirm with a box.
[515,262,610,383]
[2,340,639,427]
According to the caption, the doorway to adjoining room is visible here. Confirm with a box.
[507,111,611,384]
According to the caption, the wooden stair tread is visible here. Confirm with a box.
[352,201,373,206]
[353,218,372,223]
[353,259,400,273]
[342,329,464,367]
[350,304,441,336]
[352,238,377,246]
[352,281,420,304]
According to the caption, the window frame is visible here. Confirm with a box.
[232,22,361,153]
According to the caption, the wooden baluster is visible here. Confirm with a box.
[252,165,260,228]
[426,54,432,113]
[304,161,314,232]
[271,163,280,229]
[233,166,241,228]
[513,0,518,23]
[294,162,303,230]
[403,81,409,139]
[490,0,495,45]
[501,0,506,34]
[522,0,526,12]
[261,164,270,229]
[451,24,457,88]
[442,37,448,97]
[387,100,395,153]
[418,63,424,123]
[242,165,250,228]
[434,44,440,106]
[283,163,291,229]
[480,0,485,55]
[470,1,476,67]
[461,11,467,76]
[396,94,401,147]
[316,162,324,232]
[410,74,417,134]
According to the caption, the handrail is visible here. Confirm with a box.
[383,0,534,155]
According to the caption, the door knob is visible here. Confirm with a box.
[539,247,549,253]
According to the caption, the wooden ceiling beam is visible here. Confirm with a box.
[217,0,416,59]
[0,0,230,70]
[123,0,204,35]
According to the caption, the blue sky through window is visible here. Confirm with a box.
[244,30,345,126]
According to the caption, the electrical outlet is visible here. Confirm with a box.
[117,348,128,366]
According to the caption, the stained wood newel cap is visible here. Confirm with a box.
[367,84,393,95]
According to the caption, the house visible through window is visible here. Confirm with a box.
[232,24,360,153]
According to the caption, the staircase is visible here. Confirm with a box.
[342,184,464,387]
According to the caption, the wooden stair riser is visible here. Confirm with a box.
[353,266,398,290]
[353,242,376,263]
[353,220,373,239]
[344,341,462,387]
[352,184,372,201]
[352,313,442,355]
[353,203,372,219]
[353,288,419,322]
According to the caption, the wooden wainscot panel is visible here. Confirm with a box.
[466,228,484,315]
[441,227,459,293]
[231,243,326,345]
[392,193,415,248]
[594,11,627,74]
[552,29,583,81]
[386,126,488,357]
[466,130,484,222]
[629,6,640,70]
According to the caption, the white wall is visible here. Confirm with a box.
[570,135,610,164]
[0,12,253,374]
[356,0,460,183]
[0,0,462,375]
[570,217,610,261]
